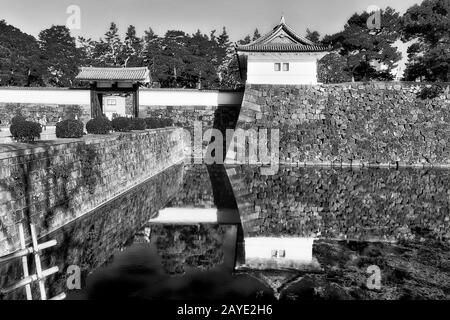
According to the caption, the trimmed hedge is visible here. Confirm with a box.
[11,115,27,126]
[56,119,84,138]
[86,116,112,134]
[112,117,147,132]
[10,120,42,142]
[112,117,131,132]
[130,118,147,130]
[144,117,174,129]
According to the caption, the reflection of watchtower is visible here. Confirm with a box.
[75,67,151,118]
[236,236,320,271]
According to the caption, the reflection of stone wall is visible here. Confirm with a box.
[166,165,215,208]
[238,83,450,165]
[0,128,185,256]
[227,165,450,241]
[0,103,90,125]
[165,164,238,210]
[0,163,184,300]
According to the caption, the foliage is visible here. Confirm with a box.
[123,25,144,67]
[38,25,83,87]
[402,0,450,82]
[252,28,261,41]
[144,117,173,129]
[305,29,321,43]
[112,117,132,132]
[10,114,26,125]
[1,1,448,88]
[86,116,112,134]
[322,7,402,81]
[318,53,353,83]
[130,118,147,130]
[55,119,84,138]
[10,119,42,142]
[0,20,43,86]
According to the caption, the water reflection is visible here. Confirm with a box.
[228,165,450,242]
[3,163,450,300]
[71,164,450,300]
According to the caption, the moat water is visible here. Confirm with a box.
[2,164,450,300]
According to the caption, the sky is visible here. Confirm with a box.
[1,0,423,42]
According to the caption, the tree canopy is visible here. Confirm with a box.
[401,0,450,81]
[0,20,43,86]
[0,1,449,88]
[322,7,402,82]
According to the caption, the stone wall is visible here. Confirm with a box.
[226,165,450,242]
[0,128,185,256]
[238,82,450,166]
[140,105,241,161]
[0,103,90,125]
[139,104,241,135]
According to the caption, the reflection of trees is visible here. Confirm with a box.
[151,224,227,275]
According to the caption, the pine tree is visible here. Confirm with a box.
[124,25,143,67]
[402,0,450,81]
[323,7,402,81]
[101,22,124,66]
[0,20,43,86]
[39,25,81,86]
[217,27,230,48]
[252,28,261,41]
[305,29,320,43]
[238,35,252,45]
[142,27,162,84]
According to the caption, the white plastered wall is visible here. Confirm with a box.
[245,52,327,85]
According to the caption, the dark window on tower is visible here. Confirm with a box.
[274,63,281,71]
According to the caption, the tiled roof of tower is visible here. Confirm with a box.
[236,17,330,53]
[75,67,151,82]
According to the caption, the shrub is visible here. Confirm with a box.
[86,116,112,134]
[130,118,147,130]
[56,119,84,138]
[161,118,174,127]
[144,117,174,129]
[10,115,26,126]
[10,120,42,142]
[144,117,159,129]
[112,117,132,132]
